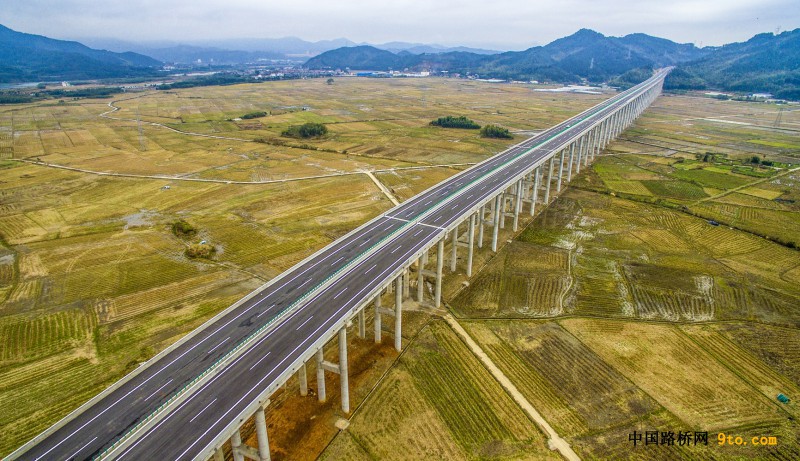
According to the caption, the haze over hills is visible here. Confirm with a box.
[77,36,499,65]
[0,24,161,83]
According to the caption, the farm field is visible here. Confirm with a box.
[0,77,606,457]
[320,321,558,461]
[2,78,605,179]
[1,78,799,461]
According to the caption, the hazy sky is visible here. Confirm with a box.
[3,0,798,50]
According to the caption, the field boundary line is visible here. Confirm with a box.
[442,314,581,461]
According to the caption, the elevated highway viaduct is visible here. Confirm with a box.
[9,68,670,461]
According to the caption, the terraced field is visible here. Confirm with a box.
[453,185,800,325]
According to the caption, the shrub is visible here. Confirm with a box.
[186,243,216,259]
[171,219,197,237]
[480,124,513,139]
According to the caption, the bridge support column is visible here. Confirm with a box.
[315,349,326,402]
[499,192,506,229]
[513,179,523,231]
[314,329,349,412]
[255,406,271,461]
[374,296,382,343]
[435,239,444,307]
[417,255,425,302]
[556,149,566,192]
[575,137,583,174]
[491,195,501,252]
[477,205,485,248]
[214,447,225,461]
[467,213,475,277]
[231,430,246,461]
[402,268,410,299]
[530,166,540,216]
[450,225,458,272]
[584,131,591,167]
[544,157,554,203]
[357,309,365,339]
[339,328,350,412]
[394,276,402,352]
[298,363,308,396]
[567,143,575,182]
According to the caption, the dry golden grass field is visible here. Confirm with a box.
[1,79,798,460]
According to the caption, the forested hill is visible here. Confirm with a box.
[304,29,709,82]
[305,28,800,99]
[0,24,162,83]
[668,28,800,99]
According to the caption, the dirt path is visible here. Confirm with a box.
[11,158,477,187]
[443,314,581,461]
[363,170,401,206]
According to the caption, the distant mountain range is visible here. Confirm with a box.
[1,23,797,99]
[0,24,161,83]
[305,29,711,81]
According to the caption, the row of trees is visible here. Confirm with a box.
[430,115,480,129]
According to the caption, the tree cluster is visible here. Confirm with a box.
[480,125,513,139]
[281,122,328,138]
[241,111,267,119]
[430,115,480,129]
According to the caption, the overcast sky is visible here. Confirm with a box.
[3,0,798,50]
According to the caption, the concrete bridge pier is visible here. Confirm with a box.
[357,310,366,339]
[466,213,476,277]
[544,156,554,203]
[403,268,410,299]
[499,192,507,230]
[584,130,593,167]
[229,402,271,461]
[231,430,246,461]
[450,225,458,272]
[512,179,523,231]
[394,275,403,352]
[491,194,501,252]
[556,149,566,192]
[435,239,444,307]
[416,255,425,302]
[530,166,540,216]
[575,136,583,174]
[314,327,350,412]
[567,143,575,182]
[477,204,485,248]
[298,363,307,396]
[254,405,271,461]
[373,296,382,343]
